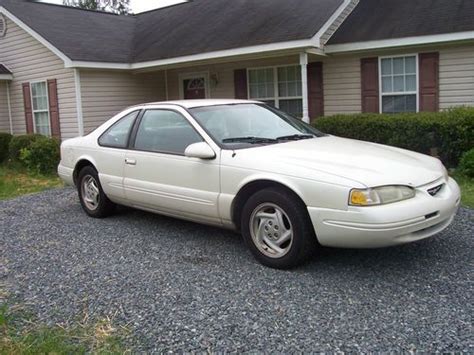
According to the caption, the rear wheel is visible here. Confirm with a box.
[77,166,115,218]
[241,187,317,269]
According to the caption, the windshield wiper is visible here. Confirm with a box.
[276,134,314,141]
[222,136,277,144]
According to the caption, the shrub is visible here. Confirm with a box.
[458,148,474,178]
[313,107,474,168]
[0,132,12,162]
[19,136,60,175]
[8,134,43,161]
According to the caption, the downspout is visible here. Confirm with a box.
[74,68,84,136]
[165,69,169,101]
[6,81,13,134]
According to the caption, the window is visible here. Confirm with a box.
[31,82,51,136]
[133,110,202,155]
[248,65,303,117]
[98,111,139,148]
[380,55,418,113]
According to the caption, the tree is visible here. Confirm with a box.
[62,0,130,15]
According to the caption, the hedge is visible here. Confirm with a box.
[0,132,12,163]
[19,135,60,175]
[8,134,43,161]
[313,107,474,168]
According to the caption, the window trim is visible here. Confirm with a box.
[378,53,419,114]
[246,64,303,113]
[129,108,205,157]
[30,80,51,136]
[178,71,210,100]
[98,110,141,149]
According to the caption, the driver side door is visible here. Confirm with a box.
[123,108,221,224]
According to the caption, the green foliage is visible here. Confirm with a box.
[314,107,474,168]
[19,136,60,175]
[458,148,474,178]
[63,0,130,14]
[8,134,43,161]
[0,132,12,163]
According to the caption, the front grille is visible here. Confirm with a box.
[427,184,444,196]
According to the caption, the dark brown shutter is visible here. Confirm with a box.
[361,57,380,113]
[419,52,439,112]
[234,69,248,99]
[22,82,34,134]
[47,79,61,138]
[307,62,324,120]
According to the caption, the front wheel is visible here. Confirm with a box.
[77,166,115,218]
[241,187,317,269]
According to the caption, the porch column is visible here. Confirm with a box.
[299,52,310,123]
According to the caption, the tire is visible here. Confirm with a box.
[241,187,317,269]
[77,166,115,218]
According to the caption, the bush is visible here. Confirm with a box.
[313,107,474,168]
[458,148,474,178]
[8,134,43,161]
[19,136,60,175]
[0,132,12,162]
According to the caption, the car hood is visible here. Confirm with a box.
[231,136,444,188]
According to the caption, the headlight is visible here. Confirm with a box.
[349,186,415,206]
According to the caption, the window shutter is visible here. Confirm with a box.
[47,79,61,138]
[308,62,324,120]
[361,57,379,113]
[419,52,439,112]
[234,69,248,99]
[22,82,34,134]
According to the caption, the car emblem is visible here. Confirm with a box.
[427,184,443,196]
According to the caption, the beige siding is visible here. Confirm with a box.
[0,18,78,138]
[322,56,362,115]
[167,55,299,100]
[320,0,360,45]
[0,81,10,132]
[80,70,166,133]
[439,44,474,109]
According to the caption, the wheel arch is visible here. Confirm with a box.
[231,177,308,230]
[73,157,98,186]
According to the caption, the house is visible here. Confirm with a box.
[0,0,473,140]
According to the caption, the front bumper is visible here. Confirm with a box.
[308,177,461,248]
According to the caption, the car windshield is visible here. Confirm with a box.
[189,103,324,148]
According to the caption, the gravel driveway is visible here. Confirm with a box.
[1,188,473,352]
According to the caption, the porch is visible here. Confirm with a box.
[0,64,13,134]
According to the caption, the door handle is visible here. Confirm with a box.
[125,158,137,166]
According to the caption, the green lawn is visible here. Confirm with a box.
[453,173,474,209]
[0,165,63,200]
[0,301,128,354]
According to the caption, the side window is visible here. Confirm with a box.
[134,110,203,154]
[99,111,139,148]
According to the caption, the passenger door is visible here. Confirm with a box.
[123,108,221,224]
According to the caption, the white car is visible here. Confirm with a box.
[58,99,461,269]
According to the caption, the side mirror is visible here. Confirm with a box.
[184,142,216,159]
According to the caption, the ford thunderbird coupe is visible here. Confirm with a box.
[58,100,461,269]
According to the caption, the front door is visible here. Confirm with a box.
[183,76,207,99]
[123,108,221,224]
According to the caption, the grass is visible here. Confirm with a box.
[452,173,474,209]
[0,164,63,201]
[0,301,129,354]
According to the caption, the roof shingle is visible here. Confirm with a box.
[328,0,474,44]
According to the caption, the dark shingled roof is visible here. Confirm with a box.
[328,0,474,44]
[132,0,343,62]
[0,64,12,74]
[0,0,343,63]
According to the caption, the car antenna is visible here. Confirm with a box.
[232,150,237,158]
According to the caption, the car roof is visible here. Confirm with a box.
[140,99,261,109]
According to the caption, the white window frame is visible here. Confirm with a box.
[247,65,303,113]
[30,80,51,136]
[378,53,419,114]
[178,71,210,100]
